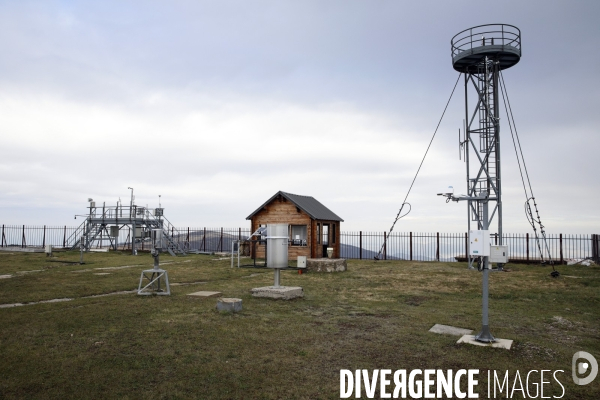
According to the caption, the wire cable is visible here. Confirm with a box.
[499,70,558,276]
[375,73,462,260]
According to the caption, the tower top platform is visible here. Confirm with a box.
[451,24,521,73]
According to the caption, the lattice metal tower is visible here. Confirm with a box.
[451,24,521,268]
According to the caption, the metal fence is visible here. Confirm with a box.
[339,231,597,263]
[0,225,251,254]
[1,224,597,263]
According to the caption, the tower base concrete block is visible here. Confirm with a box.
[216,298,242,312]
[251,286,304,300]
[457,334,513,350]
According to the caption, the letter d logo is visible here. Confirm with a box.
[572,351,598,385]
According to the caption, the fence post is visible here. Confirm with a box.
[22,225,26,248]
[436,232,440,261]
[42,225,46,248]
[63,226,67,248]
[203,228,206,251]
[359,231,362,260]
[1,225,5,247]
[220,227,223,252]
[526,233,529,261]
[383,232,387,260]
[464,232,468,260]
[410,232,413,261]
[559,233,564,264]
[593,234,599,263]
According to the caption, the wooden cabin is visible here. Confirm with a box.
[246,191,344,259]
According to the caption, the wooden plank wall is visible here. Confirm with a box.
[251,196,312,259]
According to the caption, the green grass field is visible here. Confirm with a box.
[0,251,598,399]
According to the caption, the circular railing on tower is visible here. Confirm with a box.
[451,24,521,72]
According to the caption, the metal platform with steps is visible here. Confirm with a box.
[66,202,187,256]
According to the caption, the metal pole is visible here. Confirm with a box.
[475,195,495,343]
[560,233,564,264]
[359,231,362,260]
[132,219,136,256]
[273,269,281,288]
[80,236,84,264]
[436,232,440,261]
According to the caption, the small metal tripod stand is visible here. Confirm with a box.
[138,246,170,296]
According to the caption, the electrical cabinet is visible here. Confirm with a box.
[297,256,307,269]
[489,245,509,263]
[469,230,490,256]
[110,226,120,238]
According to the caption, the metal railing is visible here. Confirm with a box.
[1,224,597,263]
[451,23,521,59]
[339,231,596,263]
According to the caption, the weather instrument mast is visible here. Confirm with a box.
[440,24,521,343]
[451,24,521,269]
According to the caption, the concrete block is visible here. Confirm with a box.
[216,298,242,312]
[306,258,347,272]
[457,334,513,350]
[251,286,304,300]
[429,324,473,336]
[188,291,222,298]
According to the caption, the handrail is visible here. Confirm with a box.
[451,23,521,59]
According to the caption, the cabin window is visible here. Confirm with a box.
[332,224,336,244]
[322,224,329,246]
[259,224,266,240]
[317,223,320,244]
[290,225,307,246]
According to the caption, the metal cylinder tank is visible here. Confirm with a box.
[266,224,289,269]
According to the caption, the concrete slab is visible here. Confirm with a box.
[429,324,473,336]
[0,246,44,253]
[187,291,222,298]
[457,334,513,350]
[217,298,242,312]
[0,275,12,279]
[306,258,347,272]
[251,286,304,300]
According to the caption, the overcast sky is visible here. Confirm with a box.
[1,0,599,234]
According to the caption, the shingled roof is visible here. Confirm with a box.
[246,191,344,222]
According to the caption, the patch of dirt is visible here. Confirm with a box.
[404,296,428,306]
[551,316,574,327]
[513,342,558,361]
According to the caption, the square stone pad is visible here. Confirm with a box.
[187,291,222,298]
